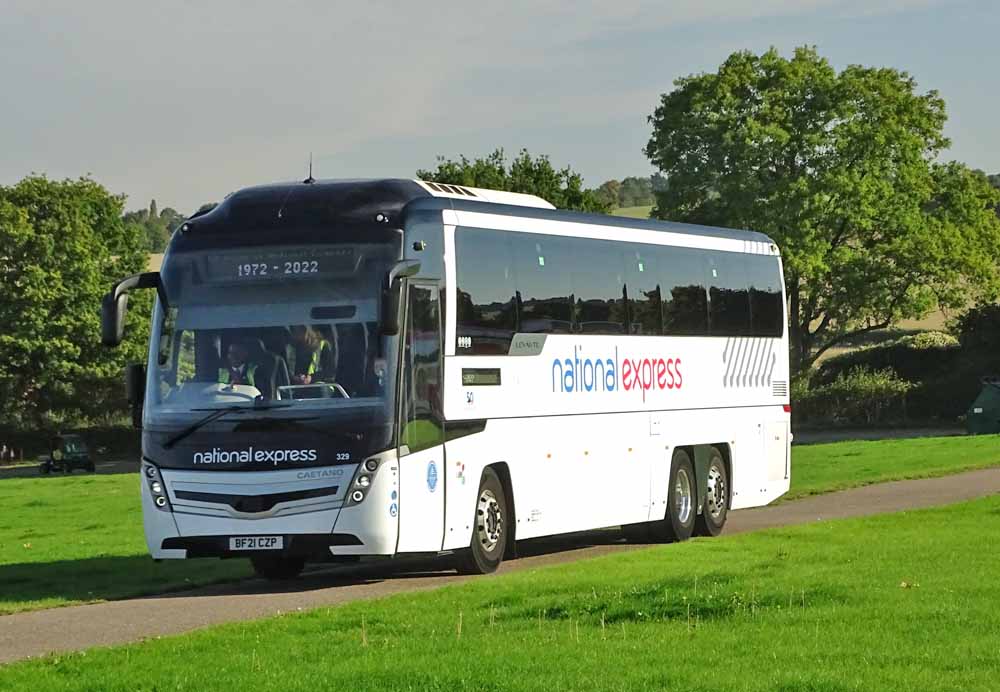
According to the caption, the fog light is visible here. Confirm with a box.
[145,466,157,479]
[356,475,370,488]
[151,481,163,494]
[154,496,167,508]
[364,458,379,472]
[351,490,364,503]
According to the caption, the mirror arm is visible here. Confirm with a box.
[387,260,421,288]
[112,272,168,309]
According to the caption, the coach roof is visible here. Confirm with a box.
[178,178,773,246]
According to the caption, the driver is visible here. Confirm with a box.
[218,342,257,387]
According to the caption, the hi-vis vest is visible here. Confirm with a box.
[292,341,329,377]
[218,364,257,386]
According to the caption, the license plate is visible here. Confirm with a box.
[229,536,283,551]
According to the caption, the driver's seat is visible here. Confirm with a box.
[243,339,286,399]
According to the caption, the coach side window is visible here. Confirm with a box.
[455,228,518,354]
[571,239,627,334]
[511,233,574,334]
[660,247,709,336]
[707,252,752,336]
[625,245,662,335]
[746,255,785,337]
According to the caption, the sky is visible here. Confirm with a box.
[2,1,997,214]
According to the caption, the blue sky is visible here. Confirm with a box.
[1,1,996,213]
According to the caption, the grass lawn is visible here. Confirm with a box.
[786,434,1000,500]
[1,434,997,616]
[0,474,250,615]
[3,496,998,690]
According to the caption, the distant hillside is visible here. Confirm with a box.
[611,205,653,219]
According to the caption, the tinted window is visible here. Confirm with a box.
[455,228,517,354]
[625,245,662,335]
[511,233,574,334]
[660,247,709,336]
[572,240,627,334]
[707,252,751,336]
[747,254,784,337]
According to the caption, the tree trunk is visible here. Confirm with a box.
[787,279,808,376]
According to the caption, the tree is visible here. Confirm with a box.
[645,46,1000,373]
[618,176,655,207]
[594,179,622,209]
[417,149,610,213]
[0,176,151,429]
[124,202,185,252]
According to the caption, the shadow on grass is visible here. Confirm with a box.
[1,528,634,612]
[0,555,251,614]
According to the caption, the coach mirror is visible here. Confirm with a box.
[102,292,129,346]
[125,363,146,429]
[101,272,166,347]
[381,260,421,335]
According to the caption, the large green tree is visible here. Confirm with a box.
[0,176,150,429]
[418,149,610,213]
[645,47,1000,373]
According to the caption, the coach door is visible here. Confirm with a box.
[395,281,446,553]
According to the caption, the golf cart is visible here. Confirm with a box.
[39,434,95,474]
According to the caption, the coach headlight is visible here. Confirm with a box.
[364,458,379,473]
[351,490,365,503]
[356,475,371,488]
[143,461,172,513]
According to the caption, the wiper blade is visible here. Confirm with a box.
[162,401,293,449]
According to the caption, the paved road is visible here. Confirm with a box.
[0,459,137,480]
[2,467,999,665]
[792,427,964,445]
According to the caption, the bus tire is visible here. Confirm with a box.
[650,448,696,543]
[694,447,729,537]
[250,555,305,581]
[455,467,508,575]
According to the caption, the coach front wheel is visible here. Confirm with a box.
[649,449,696,543]
[694,447,729,537]
[250,555,305,581]
[455,467,508,575]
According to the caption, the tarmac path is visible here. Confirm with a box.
[2,467,999,665]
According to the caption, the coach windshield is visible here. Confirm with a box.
[142,242,400,469]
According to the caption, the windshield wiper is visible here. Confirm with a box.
[162,401,292,449]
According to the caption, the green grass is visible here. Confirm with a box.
[0,474,250,615]
[786,434,1000,500]
[3,496,999,690]
[1,434,996,616]
[610,205,653,218]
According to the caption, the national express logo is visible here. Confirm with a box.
[192,447,319,466]
[551,345,682,401]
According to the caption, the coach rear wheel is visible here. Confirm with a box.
[650,448,696,543]
[250,555,305,581]
[695,447,729,537]
[456,468,508,575]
